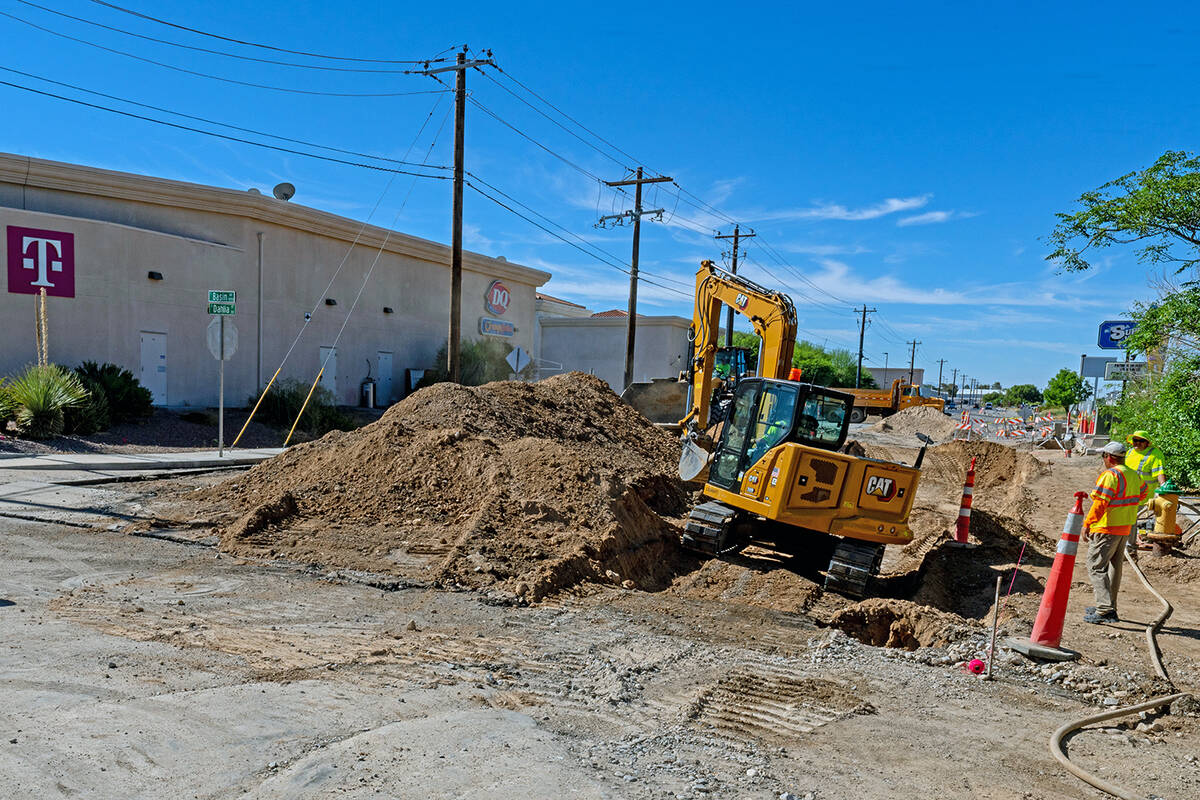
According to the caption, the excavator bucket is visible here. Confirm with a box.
[678,438,711,482]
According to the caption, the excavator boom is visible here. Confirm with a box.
[682,260,797,431]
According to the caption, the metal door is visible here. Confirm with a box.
[376,351,393,407]
[319,346,337,400]
[139,331,167,405]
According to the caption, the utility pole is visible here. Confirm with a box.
[715,225,755,347]
[906,339,920,387]
[951,367,958,399]
[601,167,672,389]
[853,306,877,388]
[936,359,947,395]
[415,48,494,383]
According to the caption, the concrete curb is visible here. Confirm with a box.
[0,448,284,471]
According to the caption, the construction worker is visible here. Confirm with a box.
[1081,441,1147,624]
[1125,430,1167,494]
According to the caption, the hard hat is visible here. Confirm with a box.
[1126,430,1152,444]
[1100,441,1126,458]
[1156,480,1181,495]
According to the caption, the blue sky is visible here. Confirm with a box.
[2,1,1191,388]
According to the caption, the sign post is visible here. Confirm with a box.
[207,291,237,456]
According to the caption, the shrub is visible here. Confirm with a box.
[250,378,356,438]
[418,338,534,388]
[1112,357,1200,488]
[75,361,153,423]
[63,380,112,435]
[0,377,13,425]
[6,364,89,439]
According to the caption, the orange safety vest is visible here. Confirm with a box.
[1088,465,1145,532]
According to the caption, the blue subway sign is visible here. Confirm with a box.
[1097,320,1136,350]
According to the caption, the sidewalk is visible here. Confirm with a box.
[0,448,283,472]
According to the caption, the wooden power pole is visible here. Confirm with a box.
[415,49,494,383]
[600,167,672,389]
[936,358,947,394]
[907,339,921,387]
[854,305,877,388]
[714,225,755,348]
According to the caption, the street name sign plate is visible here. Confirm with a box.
[208,290,236,303]
[207,302,236,315]
[1104,361,1147,380]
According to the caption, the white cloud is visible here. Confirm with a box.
[897,210,979,227]
[758,194,930,222]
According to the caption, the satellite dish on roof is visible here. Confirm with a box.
[273,182,296,201]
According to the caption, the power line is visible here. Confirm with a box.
[490,64,645,168]
[466,182,690,299]
[474,67,629,170]
[0,66,450,170]
[14,0,418,73]
[0,78,452,179]
[1,11,442,97]
[85,0,443,64]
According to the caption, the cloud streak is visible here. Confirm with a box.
[758,194,931,222]
[897,210,979,227]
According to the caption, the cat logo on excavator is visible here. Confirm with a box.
[865,475,897,500]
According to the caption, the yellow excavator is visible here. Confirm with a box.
[678,260,930,596]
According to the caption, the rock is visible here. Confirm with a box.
[621,580,635,590]
[107,661,117,669]
[406,620,419,631]
[746,767,759,778]
[1103,697,1120,706]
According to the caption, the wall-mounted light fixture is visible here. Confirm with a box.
[325,298,337,306]
[147,271,164,281]
[383,306,394,314]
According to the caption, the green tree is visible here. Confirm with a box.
[991,381,1002,390]
[1048,149,1200,485]
[1047,151,1200,274]
[1043,369,1093,418]
[1004,384,1043,405]
[940,382,958,398]
[982,391,1004,405]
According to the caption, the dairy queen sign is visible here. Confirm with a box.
[7,226,76,297]
[485,280,510,315]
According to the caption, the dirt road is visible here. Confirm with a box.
[3,466,1199,798]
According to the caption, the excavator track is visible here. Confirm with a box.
[824,539,885,598]
[682,501,747,556]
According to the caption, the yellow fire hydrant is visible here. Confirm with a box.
[1145,480,1183,555]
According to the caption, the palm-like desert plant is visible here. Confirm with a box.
[7,365,89,439]
[0,377,14,424]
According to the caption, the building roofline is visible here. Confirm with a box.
[0,152,550,286]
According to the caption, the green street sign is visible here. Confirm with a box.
[208,302,236,315]
[208,290,236,303]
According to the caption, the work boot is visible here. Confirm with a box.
[1083,609,1119,624]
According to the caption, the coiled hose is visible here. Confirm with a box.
[1048,550,1190,799]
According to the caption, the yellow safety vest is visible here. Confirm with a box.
[1125,447,1165,482]
[1090,465,1145,530]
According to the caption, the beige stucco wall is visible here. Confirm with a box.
[0,153,549,407]
[539,316,690,390]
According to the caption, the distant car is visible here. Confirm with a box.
[946,401,957,410]
[972,402,980,409]
[985,402,993,410]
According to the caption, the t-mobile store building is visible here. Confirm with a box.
[0,152,548,408]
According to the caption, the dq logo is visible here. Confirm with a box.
[865,475,897,500]
[7,226,75,298]
[486,280,510,315]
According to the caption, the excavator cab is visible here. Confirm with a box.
[709,378,850,491]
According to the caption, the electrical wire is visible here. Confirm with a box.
[0,66,450,170]
[0,78,451,178]
[0,11,441,97]
[85,0,442,64]
[14,0,416,73]
[466,182,691,299]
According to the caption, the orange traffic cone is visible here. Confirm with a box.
[952,457,976,544]
[1006,491,1088,662]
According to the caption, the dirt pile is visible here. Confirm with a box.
[828,598,974,649]
[210,373,688,600]
[869,406,958,439]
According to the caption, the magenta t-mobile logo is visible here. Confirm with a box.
[7,226,76,297]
